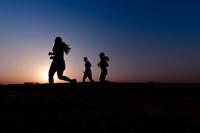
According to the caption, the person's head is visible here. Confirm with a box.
[55,36,62,44]
[99,52,105,58]
[84,57,88,62]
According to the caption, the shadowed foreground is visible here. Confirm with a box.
[0,83,200,132]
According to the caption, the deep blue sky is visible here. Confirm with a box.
[0,0,200,83]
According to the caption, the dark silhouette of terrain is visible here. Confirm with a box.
[0,83,200,132]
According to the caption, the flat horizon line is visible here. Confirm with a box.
[1,81,200,86]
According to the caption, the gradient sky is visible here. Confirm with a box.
[0,0,200,84]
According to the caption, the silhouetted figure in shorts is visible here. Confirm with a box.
[82,57,94,82]
[97,52,109,83]
[48,36,76,84]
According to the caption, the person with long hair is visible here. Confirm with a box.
[48,36,76,84]
[97,52,110,83]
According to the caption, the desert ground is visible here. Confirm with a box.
[0,83,200,132]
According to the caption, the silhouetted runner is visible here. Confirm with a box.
[48,36,76,84]
[97,52,110,83]
[82,57,94,82]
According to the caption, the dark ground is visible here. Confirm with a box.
[0,83,200,133]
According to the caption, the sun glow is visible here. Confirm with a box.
[42,71,48,82]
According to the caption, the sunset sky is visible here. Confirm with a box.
[0,0,200,84]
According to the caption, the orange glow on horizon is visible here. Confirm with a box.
[41,71,48,83]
